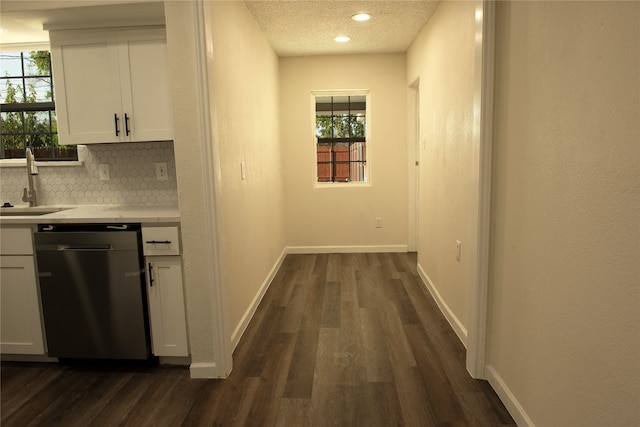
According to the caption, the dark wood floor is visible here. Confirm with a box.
[1,253,515,426]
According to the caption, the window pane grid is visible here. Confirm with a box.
[315,95,366,183]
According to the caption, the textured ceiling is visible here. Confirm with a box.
[244,1,439,56]
[0,0,438,57]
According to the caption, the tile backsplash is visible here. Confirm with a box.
[0,141,178,207]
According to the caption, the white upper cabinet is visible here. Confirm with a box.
[50,28,174,145]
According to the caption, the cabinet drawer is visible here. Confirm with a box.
[142,226,180,256]
[0,228,33,255]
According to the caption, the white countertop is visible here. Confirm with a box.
[0,204,180,225]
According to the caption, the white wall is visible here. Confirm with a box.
[280,54,408,250]
[406,1,475,333]
[205,1,286,343]
[487,1,640,425]
[165,0,285,373]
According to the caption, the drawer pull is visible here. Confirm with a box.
[146,240,172,244]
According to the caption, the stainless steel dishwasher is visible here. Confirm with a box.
[34,224,151,360]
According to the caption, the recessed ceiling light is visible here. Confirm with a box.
[352,13,372,22]
[334,36,351,43]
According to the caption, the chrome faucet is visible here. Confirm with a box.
[22,147,38,207]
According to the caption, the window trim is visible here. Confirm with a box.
[311,89,371,189]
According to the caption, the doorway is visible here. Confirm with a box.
[407,0,495,379]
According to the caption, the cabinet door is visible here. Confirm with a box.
[51,33,123,144]
[146,257,188,356]
[119,30,174,142]
[0,256,45,355]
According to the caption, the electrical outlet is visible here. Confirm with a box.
[99,164,110,181]
[456,240,461,262]
[375,217,383,228]
[156,162,168,181]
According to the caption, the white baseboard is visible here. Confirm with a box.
[189,362,220,379]
[286,245,408,254]
[230,248,287,350]
[485,365,535,427]
[416,263,468,347]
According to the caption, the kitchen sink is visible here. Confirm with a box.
[0,207,69,216]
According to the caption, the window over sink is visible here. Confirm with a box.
[0,50,77,161]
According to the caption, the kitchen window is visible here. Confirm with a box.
[315,92,368,183]
[0,50,77,161]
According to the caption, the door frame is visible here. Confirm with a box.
[187,0,233,378]
[407,79,420,252]
[186,0,496,380]
[466,0,496,378]
[408,0,495,379]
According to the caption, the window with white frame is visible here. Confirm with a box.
[0,50,77,161]
[314,93,367,183]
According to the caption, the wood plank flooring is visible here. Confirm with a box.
[1,253,515,426]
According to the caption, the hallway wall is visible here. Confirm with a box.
[164,0,286,374]
[488,2,640,425]
[279,54,408,250]
[205,1,286,343]
[406,1,476,337]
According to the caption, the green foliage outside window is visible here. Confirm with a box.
[316,114,365,141]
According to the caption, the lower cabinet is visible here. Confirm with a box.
[145,256,189,357]
[0,255,45,355]
[0,224,188,359]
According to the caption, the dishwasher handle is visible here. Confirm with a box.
[59,244,113,251]
[107,225,129,230]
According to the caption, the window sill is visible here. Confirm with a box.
[314,181,371,189]
[0,159,84,168]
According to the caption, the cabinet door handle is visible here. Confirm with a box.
[148,263,154,287]
[124,113,130,136]
[114,113,120,136]
[145,240,172,244]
